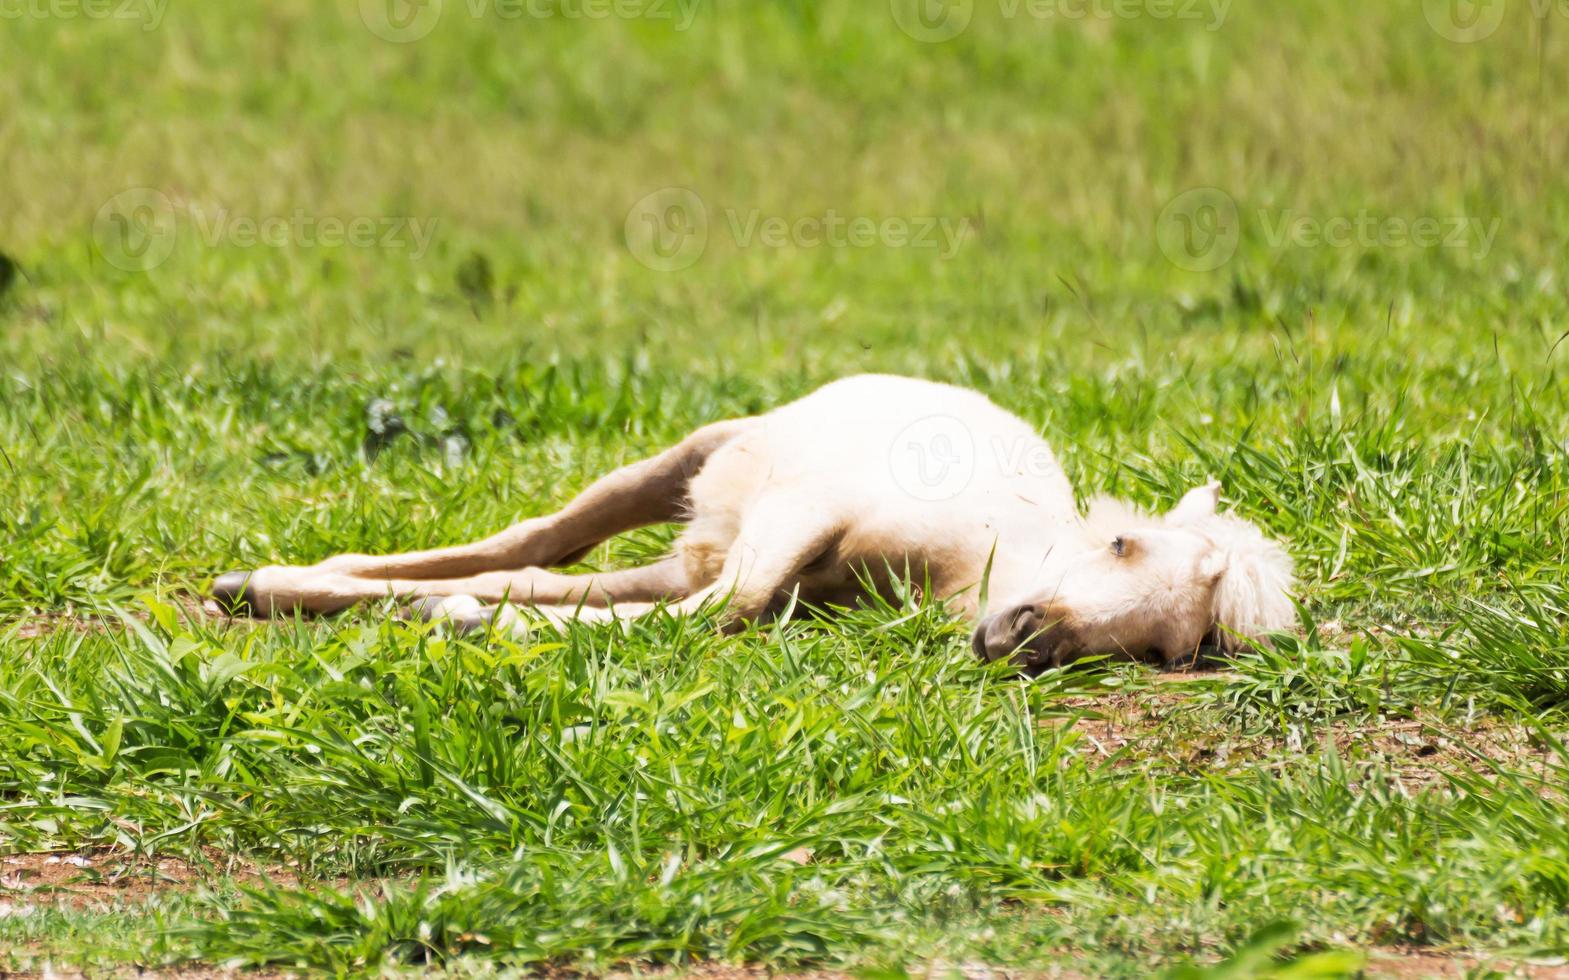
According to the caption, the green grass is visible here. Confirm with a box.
[3,0,1569,974]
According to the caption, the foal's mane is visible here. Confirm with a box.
[1079,493,1296,650]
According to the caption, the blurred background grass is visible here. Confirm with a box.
[0,1,1566,615]
[3,0,1566,363]
[8,3,1569,972]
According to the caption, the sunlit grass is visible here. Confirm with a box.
[3,0,1569,973]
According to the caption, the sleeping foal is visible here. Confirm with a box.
[212,375,1295,672]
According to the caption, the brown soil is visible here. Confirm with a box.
[8,596,216,640]
[0,968,300,979]
[0,849,321,910]
[1053,671,1562,791]
[1364,949,1569,978]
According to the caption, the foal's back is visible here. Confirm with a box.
[677,375,1078,601]
[768,374,1067,498]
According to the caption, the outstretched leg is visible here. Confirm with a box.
[446,495,844,635]
[228,559,693,618]
[213,419,751,616]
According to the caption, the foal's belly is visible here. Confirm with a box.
[779,535,981,616]
[761,565,893,617]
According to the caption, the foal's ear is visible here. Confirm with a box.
[1198,548,1229,584]
[1166,481,1221,526]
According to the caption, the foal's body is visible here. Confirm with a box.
[214,375,1294,671]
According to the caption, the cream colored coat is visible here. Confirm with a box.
[212,375,1295,671]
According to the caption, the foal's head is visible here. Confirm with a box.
[972,483,1295,673]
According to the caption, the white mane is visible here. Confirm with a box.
[1084,489,1296,650]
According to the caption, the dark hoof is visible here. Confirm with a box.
[211,571,259,616]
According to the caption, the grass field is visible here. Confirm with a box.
[3,0,1569,974]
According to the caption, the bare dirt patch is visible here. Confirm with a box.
[7,596,215,641]
[536,968,853,980]
[1,967,301,979]
[1364,948,1569,978]
[0,849,323,911]
[10,612,106,640]
[1050,672,1562,791]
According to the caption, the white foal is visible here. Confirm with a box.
[212,375,1295,672]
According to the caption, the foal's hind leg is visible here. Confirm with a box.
[213,419,750,616]
[241,559,692,623]
[452,493,845,635]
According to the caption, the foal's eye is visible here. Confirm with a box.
[1111,536,1127,557]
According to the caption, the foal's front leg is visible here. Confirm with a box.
[212,419,750,616]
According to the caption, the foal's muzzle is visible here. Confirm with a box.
[972,603,1081,675]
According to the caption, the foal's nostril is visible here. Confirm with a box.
[1009,603,1043,639]
[974,602,1082,674]
[972,604,1049,664]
